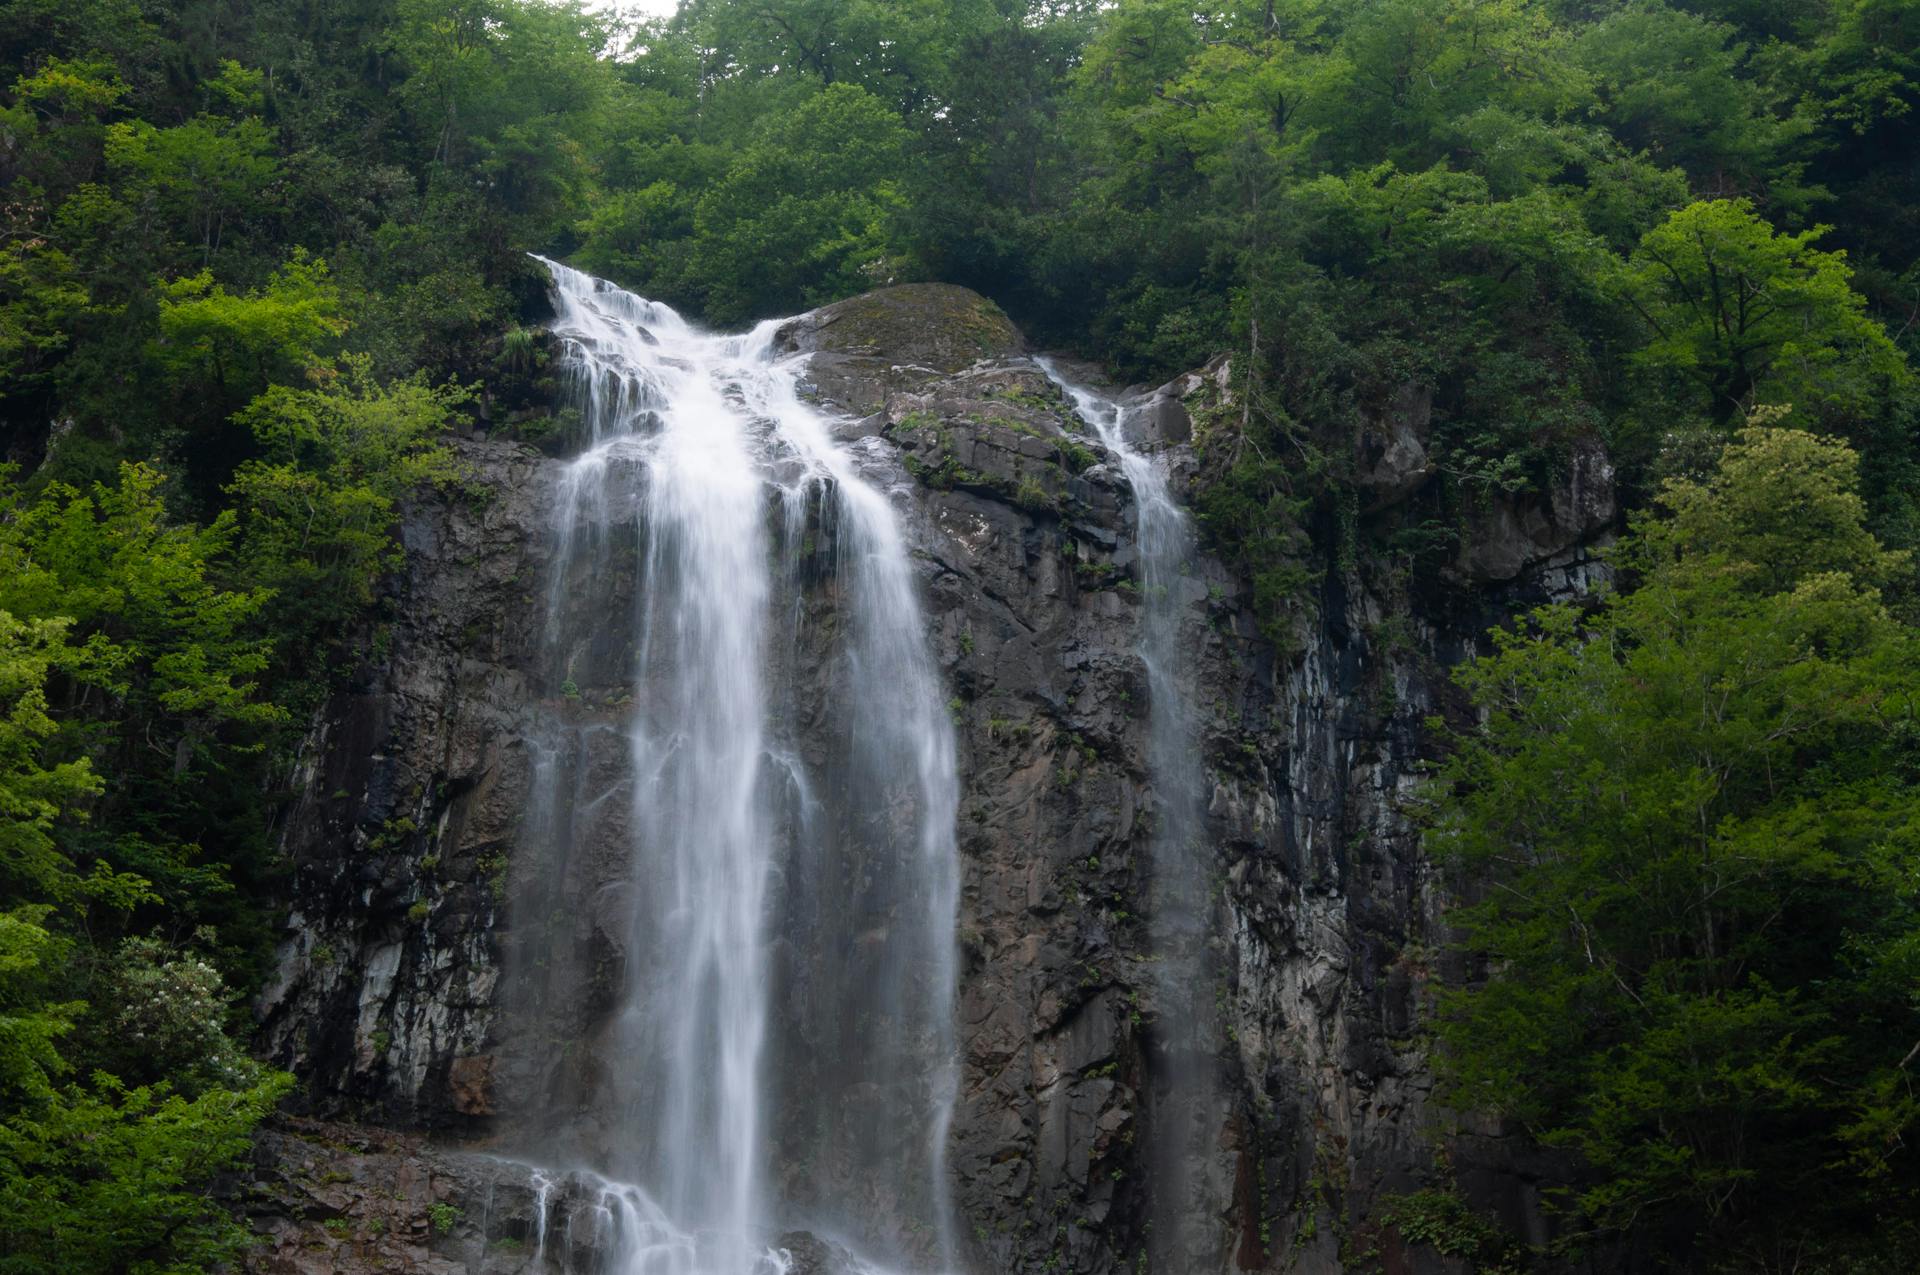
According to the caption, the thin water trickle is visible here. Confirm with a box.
[1038,358,1228,1270]
[500,258,960,1274]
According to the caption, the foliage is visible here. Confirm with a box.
[1570,6,1813,211]
[104,91,280,265]
[229,359,461,653]
[0,461,282,758]
[1617,199,1910,432]
[94,936,263,1094]
[1377,1188,1529,1273]
[0,613,99,899]
[1427,426,1920,1266]
[152,251,347,406]
[0,1029,289,1275]
[682,82,912,325]
[0,609,289,1275]
[0,907,80,1104]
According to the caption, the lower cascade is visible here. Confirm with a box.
[498,259,961,1273]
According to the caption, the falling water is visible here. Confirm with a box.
[499,259,959,1274]
[1038,359,1228,1270]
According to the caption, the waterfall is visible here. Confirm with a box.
[1038,359,1229,1270]
[499,258,960,1274]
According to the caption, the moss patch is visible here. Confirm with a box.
[802,284,1021,372]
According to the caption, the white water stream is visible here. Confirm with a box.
[504,259,960,1274]
[1038,359,1228,1270]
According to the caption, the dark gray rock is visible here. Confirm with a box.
[255,437,549,1133]
[1459,436,1615,581]
[1355,383,1435,511]
[773,1231,861,1275]
[239,1120,545,1275]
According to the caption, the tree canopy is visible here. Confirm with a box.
[1430,425,1920,1268]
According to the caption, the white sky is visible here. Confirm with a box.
[585,0,682,17]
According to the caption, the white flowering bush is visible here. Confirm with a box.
[101,935,258,1093]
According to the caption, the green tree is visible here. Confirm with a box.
[103,71,280,266]
[1571,6,1813,209]
[228,357,462,652]
[680,0,1002,116]
[894,13,1087,299]
[390,0,504,164]
[151,249,347,409]
[0,593,290,1275]
[0,58,127,394]
[0,241,89,394]
[0,908,80,1104]
[0,614,98,900]
[1617,198,1910,429]
[0,463,281,920]
[681,82,913,323]
[0,465,280,743]
[389,0,619,215]
[1785,0,1920,141]
[1314,0,1586,170]
[1429,425,1920,1267]
[0,56,125,196]
[0,905,290,1275]
[0,1069,290,1275]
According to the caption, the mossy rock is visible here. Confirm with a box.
[777,283,1022,373]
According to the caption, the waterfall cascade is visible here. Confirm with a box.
[498,259,961,1274]
[1038,360,1230,1271]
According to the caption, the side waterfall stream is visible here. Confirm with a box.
[1038,360,1230,1271]
[497,260,960,1274]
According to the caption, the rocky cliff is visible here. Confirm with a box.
[246,283,1613,1274]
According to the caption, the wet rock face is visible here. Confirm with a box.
[240,1121,870,1275]
[240,1121,538,1275]
[1459,436,1615,582]
[253,285,1614,1273]
[255,437,551,1133]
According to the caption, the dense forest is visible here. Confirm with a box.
[1,0,1916,1271]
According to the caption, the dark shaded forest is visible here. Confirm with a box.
[1,1,1916,1270]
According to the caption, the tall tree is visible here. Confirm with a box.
[1617,198,1910,428]
[1430,424,1920,1269]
